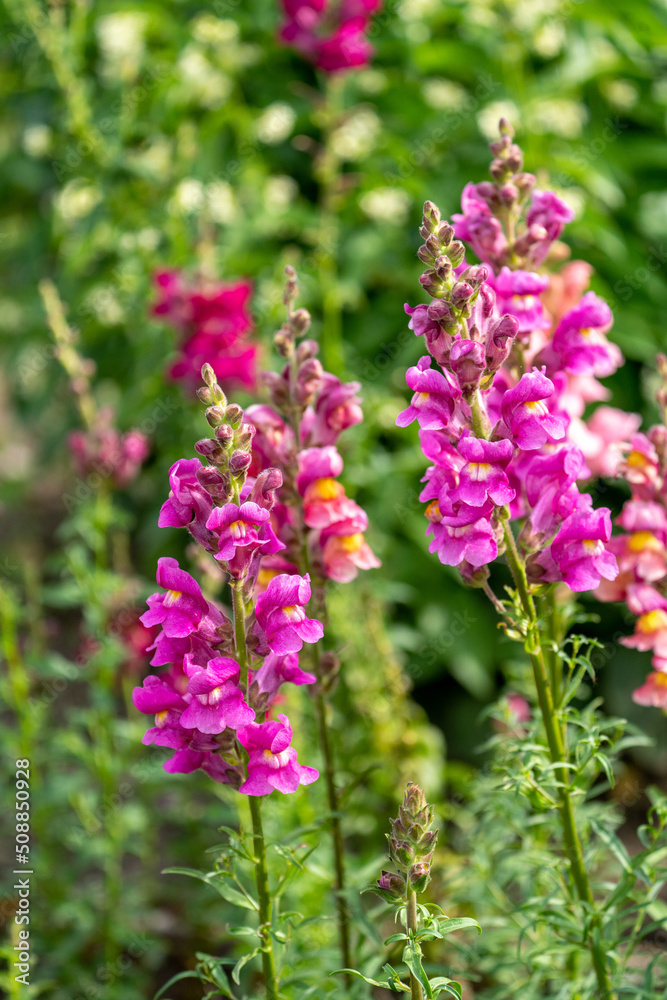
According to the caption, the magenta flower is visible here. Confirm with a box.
[525,190,574,264]
[500,368,566,450]
[524,444,585,537]
[206,501,273,562]
[451,433,516,507]
[279,1,381,74]
[396,356,461,431]
[246,404,296,472]
[405,302,456,367]
[132,675,188,745]
[549,501,619,592]
[426,501,498,567]
[251,652,316,704]
[552,292,621,378]
[141,558,211,638]
[254,573,324,654]
[159,458,216,550]
[301,373,363,446]
[237,714,319,795]
[69,415,149,489]
[179,657,254,734]
[489,267,550,335]
[452,183,508,266]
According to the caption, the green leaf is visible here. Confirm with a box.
[153,971,200,1000]
[162,867,258,910]
[231,947,260,985]
[437,917,482,936]
[384,932,409,945]
[330,969,392,989]
[402,942,432,999]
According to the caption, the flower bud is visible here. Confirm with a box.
[290,307,311,335]
[422,200,441,231]
[229,450,252,476]
[205,404,226,428]
[485,313,519,372]
[296,357,324,405]
[389,836,415,870]
[274,326,294,358]
[434,255,453,281]
[437,222,454,246]
[234,422,256,451]
[196,465,232,502]
[408,862,431,894]
[445,241,466,267]
[450,281,474,306]
[419,269,445,297]
[250,467,283,510]
[224,404,244,429]
[196,386,213,404]
[450,339,486,395]
[378,870,406,897]
[262,370,291,409]
[195,438,225,462]
[200,364,226,405]
[214,423,234,444]
[417,244,434,265]
[296,339,319,363]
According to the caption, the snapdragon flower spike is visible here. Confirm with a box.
[489,267,550,336]
[451,432,515,507]
[499,368,566,450]
[254,573,324,654]
[180,657,254,734]
[237,714,319,795]
[396,356,461,430]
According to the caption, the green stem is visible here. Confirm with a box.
[316,74,345,374]
[313,675,352,974]
[232,581,279,1000]
[406,888,423,1000]
[249,796,279,1000]
[501,521,615,998]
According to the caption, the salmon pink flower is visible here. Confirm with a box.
[301,374,363,446]
[255,573,324,654]
[237,714,319,795]
[620,434,661,499]
[633,671,667,709]
[396,356,461,431]
[296,447,364,528]
[179,657,254,734]
[500,368,566,450]
[321,523,381,582]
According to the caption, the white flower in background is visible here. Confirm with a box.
[532,22,565,58]
[422,78,467,111]
[360,187,411,225]
[357,70,388,95]
[255,103,297,145]
[126,136,172,183]
[557,187,584,218]
[119,228,162,253]
[191,14,239,46]
[526,99,588,138]
[178,46,232,109]
[207,181,237,224]
[23,124,52,158]
[169,179,205,216]
[84,285,125,326]
[398,0,439,18]
[331,108,381,160]
[601,79,639,110]
[264,176,298,212]
[477,101,520,141]
[96,12,148,83]
[55,180,102,223]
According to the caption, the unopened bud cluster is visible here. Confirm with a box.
[372,783,438,902]
[194,363,256,497]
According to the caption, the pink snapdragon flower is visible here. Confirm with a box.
[452,184,508,267]
[396,356,461,430]
[525,190,575,265]
[132,675,188,745]
[159,458,216,550]
[545,501,618,592]
[141,558,212,638]
[321,518,382,582]
[489,267,550,336]
[451,433,515,507]
[426,500,498,567]
[632,672,667,709]
[69,412,149,489]
[551,293,621,378]
[180,657,254,734]
[250,652,316,706]
[578,406,642,479]
[237,714,319,795]
[206,501,275,562]
[152,270,257,389]
[255,573,324,654]
[499,369,566,450]
[279,1,382,74]
[301,374,363,446]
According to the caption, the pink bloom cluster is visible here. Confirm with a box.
[595,396,667,710]
[152,270,257,390]
[132,367,322,795]
[68,407,149,489]
[244,279,381,587]
[278,0,382,73]
[398,121,621,595]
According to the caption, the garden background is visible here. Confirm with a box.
[1,0,667,997]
